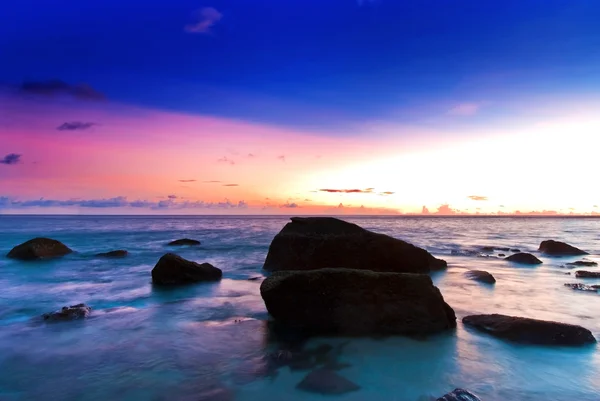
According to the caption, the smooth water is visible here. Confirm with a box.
[0,215,599,401]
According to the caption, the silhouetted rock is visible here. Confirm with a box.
[564,283,600,292]
[42,304,91,322]
[505,252,542,265]
[463,314,596,346]
[247,276,263,281]
[539,240,587,256]
[95,250,128,258]
[437,388,482,401]
[296,368,360,395]
[510,248,521,252]
[496,247,510,252]
[567,260,598,267]
[480,246,495,253]
[465,270,496,284]
[152,253,222,285]
[7,237,73,260]
[263,217,446,273]
[260,268,456,336]
[498,253,505,257]
[167,238,201,246]
[575,270,600,278]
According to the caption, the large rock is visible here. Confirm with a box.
[152,253,222,285]
[463,314,596,346]
[42,304,91,322]
[167,238,201,246]
[260,268,456,336]
[575,270,600,278]
[263,217,446,273]
[437,388,482,401]
[7,237,73,260]
[539,240,587,256]
[504,252,542,265]
[465,270,495,284]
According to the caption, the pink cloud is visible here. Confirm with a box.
[448,103,480,116]
[185,7,223,34]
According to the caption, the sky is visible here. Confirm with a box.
[1,0,600,215]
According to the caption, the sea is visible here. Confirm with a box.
[0,215,599,401]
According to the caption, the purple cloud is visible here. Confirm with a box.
[0,153,21,165]
[57,121,96,131]
[185,7,223,34]
[20,80,105,101]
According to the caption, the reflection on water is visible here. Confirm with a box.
[0,216,599,400]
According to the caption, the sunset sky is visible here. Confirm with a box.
[1,0,600,215]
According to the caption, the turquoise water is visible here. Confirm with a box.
[0,215,599,400]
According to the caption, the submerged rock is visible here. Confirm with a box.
[42,304,91,322]
[167,238,201,246]
[463,314,596,346]
[498,253,505,257]
[296,368,360,395]
[567,260,598,267]
[565,283,600,292]
[504,252,542,265]
[465,270,496,284]
[95,250,128,258]
[7,237,73,260]
[575,270,600,278]
[510,248,521,252]
[437,388,482,401]
[263,217,446,273]
[260,268,456,336]
[151,253,222,285]
[539,240,587,256]
[480,246,495,253]
[451,249,480,257]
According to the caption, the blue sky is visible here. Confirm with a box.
[2,0,599,133]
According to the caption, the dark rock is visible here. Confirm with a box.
[575,270,600,278]
[463,314,596,346]
[151,253,222,285]
[167,238,201,246]
[480,246,495,253]
[510,248,521,252]
[437,388,482,401]
[7,237,72,260]
[565,283,600,292]
[296,368,360,395]
[260,268,456,336]
[247,276,263,281]
[95,250,128,258]
[263,217,446,273]
[496,247,510,252]
[539,240,587,256]
[498,253,505,257]
[567,260,598,267]
[42,304,91,322]
[451,249,479,257]
[504,252,542,265]
[465,270,496,284]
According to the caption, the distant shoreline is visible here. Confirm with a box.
[2,214,600,219]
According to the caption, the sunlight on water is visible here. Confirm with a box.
[0,216,599,400]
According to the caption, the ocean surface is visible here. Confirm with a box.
[0,215,599,401]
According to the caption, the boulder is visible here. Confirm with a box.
[95,250,128,258]
[260,268,456,336]
[7,237,73,260]
[465,270,496,284]
[167,238,201,246]
[151,253,222,285]
[504,252,542,265]
[567,260,598,267]
[296,368,360,395]
[463,314,596,346]
[564,283,600,292]
[539,240,587,256]
[437,388,482,401]
[42,304,91,322]
[575,270,600,278]
[263,217,446,273]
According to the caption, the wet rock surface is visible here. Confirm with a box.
[465,270,496,284]
[7,237,73,260]
[504,252,542,265]
[539,240,587,256]
[151,253,222,285]
[575,270,600,278]
[167,238,201,246]
[437,388,482,401]
[565,283,600,292]
[567,260,598,267]
[42,304,91,322]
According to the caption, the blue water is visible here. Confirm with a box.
[1,215,599,401]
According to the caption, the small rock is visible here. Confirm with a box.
[510,248,521,252]
[437,388,482,401]
[575,270,600,278]
[565,283,600,292]
[247,276,263,281]
[7,237,73,260]
[151,253,222,285]
[463,313,596,346]
[539,240,587,256]
[42,304,91,322]
[480,246,495,253]
[567,260,598,267]
[498,253,505,257]
[95,250,128,258]
[465,270,496,284]
[167,238,201,246]
[496,247,510,252]
[505,252,542,265]
[296,368,360,395]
